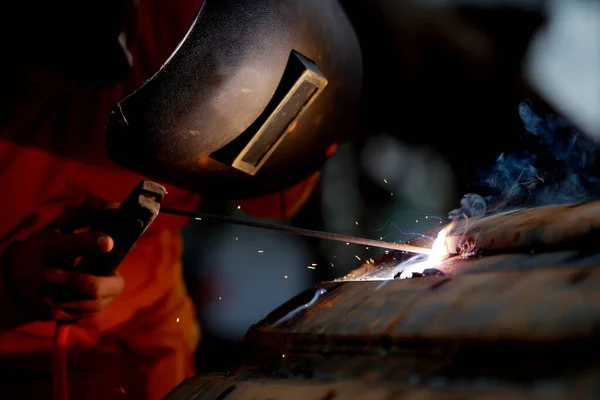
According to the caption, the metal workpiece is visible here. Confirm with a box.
[165,257,600,400]
[164,200,600,400]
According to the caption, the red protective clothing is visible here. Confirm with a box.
[0,1,320,399]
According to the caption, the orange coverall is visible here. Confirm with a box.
[0,1,319,398]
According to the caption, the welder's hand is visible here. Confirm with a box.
[1,197,125,322]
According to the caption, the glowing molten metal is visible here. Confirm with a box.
[398,224,452,279]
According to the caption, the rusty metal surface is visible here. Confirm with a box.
[167,205,600,399]
[442,250,600,275]
[193,260,600,400]
[164,257,600,399]
[165,374,577,400]
[249,263,600,343]
[445,202,600,256]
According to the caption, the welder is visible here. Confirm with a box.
[0,0,361,399]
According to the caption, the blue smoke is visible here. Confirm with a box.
[453,100,600,217]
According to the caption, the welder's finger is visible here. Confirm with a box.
[43,269,125,300]
[42,196,120,234]
[44,232,114,258]
[43,299,79,322]
[51,310,80,322]
[56,298,113,315]
[42,205,89,234]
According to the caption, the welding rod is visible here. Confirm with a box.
[160,207,433,255]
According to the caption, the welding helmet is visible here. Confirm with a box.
[106,0,362,199]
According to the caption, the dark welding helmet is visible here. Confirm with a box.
[106,0,362,199]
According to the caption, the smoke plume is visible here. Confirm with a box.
[450,100,600,219]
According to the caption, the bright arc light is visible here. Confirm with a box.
[399,225,450,279]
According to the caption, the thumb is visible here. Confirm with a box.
[41,205,90,234]
[44,232,115,259]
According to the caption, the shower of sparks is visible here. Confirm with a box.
[375,221,435,244]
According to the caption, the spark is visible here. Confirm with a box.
[380,237,383,240]
[218,296,222,300]
[346,242,349,245]
[355,255,361,260]
[311,263,317,266]
[330,262,334,267]
[284,275,288,279]
[176,318,180,323]
[375,222,435,243]
[397,224,451,279]
[385,250,389,254]
[384,179,388,183]
[366,247,369,249]
[258,250,263,253]
[307,266,316,269]
[416,220,418,223]
[282,354,286,358]
[237,205,241,209]
[355,221,359,225]
[235,237,239,240]
[195,217,202,221]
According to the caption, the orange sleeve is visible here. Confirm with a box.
[0,211,56,331]
[0,271,27,331]
[237,171,321,220]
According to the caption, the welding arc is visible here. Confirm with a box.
[160,207,432,255]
